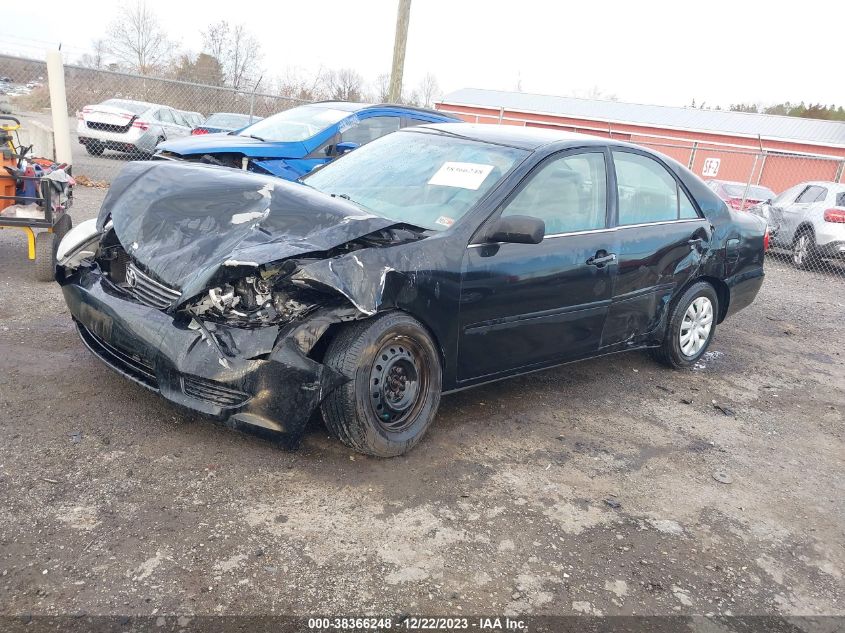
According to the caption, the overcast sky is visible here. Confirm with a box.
[1,0,841,108]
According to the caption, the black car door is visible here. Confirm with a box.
[457,149,616,382]
[601,148,711,349]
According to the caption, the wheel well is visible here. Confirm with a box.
[794,223,815,241]
[308,309,447,370]
[680,276,730,323]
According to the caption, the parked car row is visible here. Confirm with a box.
[75,98,458,179]
[706,178,845,269]
[749,181,845,269]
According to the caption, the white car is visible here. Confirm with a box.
[76,99,193,158]
[756,181,845,269]
[179,110,205,129]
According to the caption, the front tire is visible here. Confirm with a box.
[650,281,718,369]
[321,312,442,457]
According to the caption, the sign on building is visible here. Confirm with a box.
[702,158,721,177]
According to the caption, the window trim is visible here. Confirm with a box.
[609,147,703,227]
[467,218,704,248]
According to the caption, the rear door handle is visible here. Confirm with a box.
[586,252,617,267]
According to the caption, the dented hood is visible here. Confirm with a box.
[97,161,397,303]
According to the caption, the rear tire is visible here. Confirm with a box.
[321,312,442,457]
[650,281,718,369]
[35,231,57,282]
[84,142,104,156]
[791,229,816,270]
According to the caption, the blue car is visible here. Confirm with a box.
[155,101,459,180]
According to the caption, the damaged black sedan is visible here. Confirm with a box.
[56,124,766,456]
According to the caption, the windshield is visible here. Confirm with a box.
[207,113,258,128]
[304,130,528,231]
[102,99,149,114]
[239,105,352,142]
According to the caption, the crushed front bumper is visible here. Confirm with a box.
[60,266,348,440]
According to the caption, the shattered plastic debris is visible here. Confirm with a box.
[712,402,736,416]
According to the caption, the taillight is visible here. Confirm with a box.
[823,208,845,223]
[132,120,149,131]
[763,228,770,251]
[191,128,209,135]
[728,198,743,210]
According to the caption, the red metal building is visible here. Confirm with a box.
[435,88,845,194]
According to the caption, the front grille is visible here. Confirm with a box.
[77,323,159,391]
[86,120,131,133]
[125,262,181,309]
[181,376,249,408]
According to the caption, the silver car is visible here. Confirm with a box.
[76,99,193,158]
[755,181,845,269]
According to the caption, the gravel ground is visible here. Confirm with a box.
[0,186,843,620]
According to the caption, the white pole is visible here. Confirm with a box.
[46,49,73,166]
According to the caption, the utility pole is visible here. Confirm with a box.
[387,0,411,103]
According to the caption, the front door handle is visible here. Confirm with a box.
[586,252,617,267]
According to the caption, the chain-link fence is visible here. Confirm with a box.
[1,52,311,185]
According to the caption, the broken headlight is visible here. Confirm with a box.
[189,274,317,326]
[57,218,102,270]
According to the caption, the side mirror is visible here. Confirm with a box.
[485,215,545,245]
[335,141,359,155]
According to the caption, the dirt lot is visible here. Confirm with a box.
[0,187,843,621]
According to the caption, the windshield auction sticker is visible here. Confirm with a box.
[428,162,495,190]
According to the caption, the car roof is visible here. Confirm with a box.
[410,122,612,150]
[303,101,452,118]
[306,101,373,112]
[802,181,845,188]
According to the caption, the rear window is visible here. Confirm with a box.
[722,183,775,200]
[101,99,149,115]
[836,192,845,207]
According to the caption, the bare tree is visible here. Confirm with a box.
[105,1,174,74]
[321,68,366,102]
[373,73,391,102]
[202,21,263,90]
[416,72,440,108]
[276,67,325,102]
[77,39,109,70]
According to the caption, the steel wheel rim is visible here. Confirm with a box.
[793,235,807,265]
[369,336,427,432]
[679,296,713,357]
